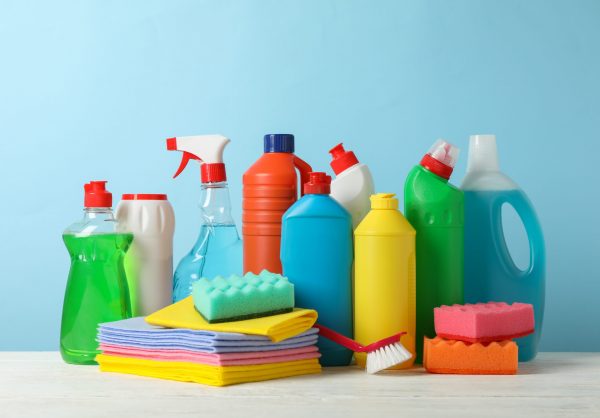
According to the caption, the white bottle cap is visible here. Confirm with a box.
[467,134,500,172]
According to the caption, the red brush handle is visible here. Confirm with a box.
[314,324,406,353]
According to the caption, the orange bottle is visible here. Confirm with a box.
[243,134,312,274]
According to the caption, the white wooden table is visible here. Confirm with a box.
[0,352,598,417]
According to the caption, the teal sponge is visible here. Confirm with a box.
[192,270,295,323]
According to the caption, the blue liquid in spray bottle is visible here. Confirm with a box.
[167,135,242,302]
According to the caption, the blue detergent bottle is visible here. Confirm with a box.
[281,172,353,366]
[167,135,243,302]
[461,135,545,361]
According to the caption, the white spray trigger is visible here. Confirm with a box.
[166,134,230,178]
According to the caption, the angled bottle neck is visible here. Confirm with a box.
[200,182,235,225]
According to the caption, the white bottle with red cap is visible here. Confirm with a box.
[116,194,175,316]
[329,143,375,229]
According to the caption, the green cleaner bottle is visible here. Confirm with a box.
[60,181,133,365]
[404,140,464,363]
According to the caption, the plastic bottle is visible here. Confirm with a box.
[243,134,312,274]
[280,172,353,366]
[60,181,132,365]
[166,135,242,302]
[116,194,175,316]
[354,193,416,369]
[329,143,375,228]
[461,134,545,361]
[404,140,464,363]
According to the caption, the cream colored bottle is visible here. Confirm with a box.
[354,193,416,369]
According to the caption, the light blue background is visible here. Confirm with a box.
[1,0,598,351]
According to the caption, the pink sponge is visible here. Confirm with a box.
[434,302,534,343]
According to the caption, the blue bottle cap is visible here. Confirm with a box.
[264,134,295,153]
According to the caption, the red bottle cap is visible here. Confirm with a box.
[122,194,168,200]
[304,172,331,195]
[420,140,460,180]
[329,143,359,175]
[84,181,112,207]
[201,163,227,183]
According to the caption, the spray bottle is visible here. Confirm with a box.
[166,134,242,302]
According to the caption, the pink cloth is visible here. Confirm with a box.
[99,344,320,366]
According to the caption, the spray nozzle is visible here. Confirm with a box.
[166,135,230,183]
[171,151,200,178]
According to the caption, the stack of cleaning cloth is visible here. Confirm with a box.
[423,302,535,375]
[96,292,321,386]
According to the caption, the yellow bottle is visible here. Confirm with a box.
[354,193,416,369]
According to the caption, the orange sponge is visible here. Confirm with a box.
[423,337,518,375]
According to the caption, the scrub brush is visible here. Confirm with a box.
[314,324,412,374]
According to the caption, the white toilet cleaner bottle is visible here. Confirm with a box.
[329,143,375,228]
[116,194,175,316]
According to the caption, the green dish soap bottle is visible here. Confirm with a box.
[60,181,133,365]
[404,140,464,363]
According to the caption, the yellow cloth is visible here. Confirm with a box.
[96,354,321,387]
[145,297,318,342]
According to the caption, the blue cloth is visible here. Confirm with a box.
[98,317,319,353]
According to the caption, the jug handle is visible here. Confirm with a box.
[492,191,545,280]
[293,156,313,197]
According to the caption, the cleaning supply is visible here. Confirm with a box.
[116,194,175,316]
[98,317,319,352]
[328,143,375,228]
[281,172,353,366]
[404,139,464,363]
[60,181,132,365]
[243,134,312,274]
[434,302,535,343]
[315,324,411,374]
[96,355,321,387]
[97,317,321,387]
[461,134,545,362]
[166,134,243,302]
[99,345,320,366]
[146,297,317,342]
[354,193,416,369]
[423,337,518,375]
[192,271,294,323]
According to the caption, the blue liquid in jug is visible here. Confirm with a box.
[464,190,545,362]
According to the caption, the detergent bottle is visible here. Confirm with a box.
[281,172,353,366]
[354,193,416,369]
[116,194,175,316]
[462,134,545,361]
[166,134,242,302]
[243,134,312,274]
[329,143,375,228]
[404,140,464,363]
[61,181,132,365]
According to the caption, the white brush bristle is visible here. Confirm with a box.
[366,342,413,374]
